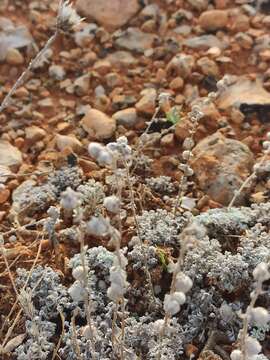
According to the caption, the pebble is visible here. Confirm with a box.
[0,140,22,168]
[166,54,195,78]
[76,0,140,31]
[38,98,54,108]
[74,74,90,96]
[169,77,184,90]
[112,108,138,128]
[25,126,46,143]
[81,108,116,140]
[6,47,24,65]
[106,51,138,67]
[49,65,66,80]
[115,27,156,53]
[0,187,10,204]
[187,0,208,11]
[55,134,83,153]
[184,35,228,50]
[135,88,157,115]
[160,133,174,147]
[199,10,229,32]
[197,57,219,77]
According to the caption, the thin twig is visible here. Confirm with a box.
[0,31,59,113]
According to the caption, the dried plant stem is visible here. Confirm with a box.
[228,151,270,208]
[0,31,58,113]
[240,281,263,360]
[1,234,42,346]
[157,240,188,360]
[0,245,19,297]
[52,309,65,360]
[111,300,119,350]
[71,310,84,360]
[78,228,96,359]
[124,160,155,302]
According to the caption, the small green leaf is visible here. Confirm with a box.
[166,106,181,125]
[157,249,168,271]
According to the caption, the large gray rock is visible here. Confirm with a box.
[191,132,254,206]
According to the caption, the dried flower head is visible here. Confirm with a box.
[253,262,270,282]
[86,215,111,237]
[60,187,81,210]
[103,195,121,214]
[57,0,83,31]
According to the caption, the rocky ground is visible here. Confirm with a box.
[0,0,270,359]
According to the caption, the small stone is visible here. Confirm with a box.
[74,74,90,96]
[260,49,270,61]
[231,14,250,33]
[38,98,54,108]
[135,88,157,115]
[55,134,83,153]
[93,60,111,75]
[0,187,10,204]
[187,0,208,11]
[235,32,253,49]
[49,65,66,80]
[0,140,22,168]
[25,126,46,143]
[106,51,138,68]
[199,10,228,32]
[160,133,174,147]
[166,54,195,78]
[14,87,29,98]
[175,118,192,142]
[197,57,219,77]
[115,27,156,53]
[6,48,24,65]
[76,0,141,31]
[184,35,227,50]
[105,73,122,88]
[169,77,184,90]
[81,108,116,140]
[112,108,137,128]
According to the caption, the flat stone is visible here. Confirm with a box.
[217,77,270,121]
[106,51,138,68]
[199,10,228,32]
[191,132,254,206]
[166,54,195,78]
[55,134,83,153]
[197,57,219,77]
[0,140,22,168]
[184,35,228,50]
[25,126,46,143]
[135,88,157,115]
[115,27,156,53]
[187,0,209,11]
[81,108,116,140]
[76,0,141,31]
[6,48,24,65]
[112,108,137,128]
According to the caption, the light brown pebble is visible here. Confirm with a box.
[6,48,24,65]
[0,188,10,204]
